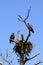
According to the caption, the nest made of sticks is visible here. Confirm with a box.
[13,40,33,55]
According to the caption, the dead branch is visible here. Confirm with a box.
[17,30,21,41]
[24,32,30,44]
[18,7,31,30]
[0,52,12,65]
[24,7,31,21]
[24,33,30,53]
[21,34,24,41]
[18,15,24,22]
[18,7,31,22]
[6,49,9,58]
[18,14,29,30]
[24,53,40,64]
[34,60,43,65]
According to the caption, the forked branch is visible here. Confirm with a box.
[18,7,31,29]
[18,7,31,22]
[24,53,40,64]
[24,7,31,21]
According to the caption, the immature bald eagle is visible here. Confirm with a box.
[9,32,15,43]
[27,23,34,33]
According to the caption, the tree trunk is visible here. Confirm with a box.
[20,42,24,65]
[20,53,24,65]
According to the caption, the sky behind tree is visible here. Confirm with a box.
[0,0,43,65]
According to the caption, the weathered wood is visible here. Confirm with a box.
[20,54,24,65]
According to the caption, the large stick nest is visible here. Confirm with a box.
[13,40,33,55]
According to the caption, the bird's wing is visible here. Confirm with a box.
[29,24,33,28]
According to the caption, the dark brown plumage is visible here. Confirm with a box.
[9,32,15,43]
[27,23,34,33]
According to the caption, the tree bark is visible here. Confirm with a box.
[20,53,24,65]
[20,41,24,65]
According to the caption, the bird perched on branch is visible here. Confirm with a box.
[9,32,15,43]
[27,23,34,33]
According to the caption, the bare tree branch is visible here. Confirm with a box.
[24,32,30,44]
[18,15,23,22]
[24,7,31,21]
[23,33,30,53]
[17,30,21,41]
[18,15,28,30]
[34,60,43,65]
[0,51,2,56]
[24,53,40,64]
[18,7,31,31]
[21,34,24,41]
[18,7,31,22]
[6,49,8,58]
[0,52,12,65]
[28,53,40,60]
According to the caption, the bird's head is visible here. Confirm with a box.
[12,32,14,35]
[27,23,29,25]
[18,30,20,33]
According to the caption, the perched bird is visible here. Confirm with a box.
[27,23,34,33]
[9,32,15,43]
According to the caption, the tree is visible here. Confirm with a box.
[0,7,42,65]
[9,7,43,65]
